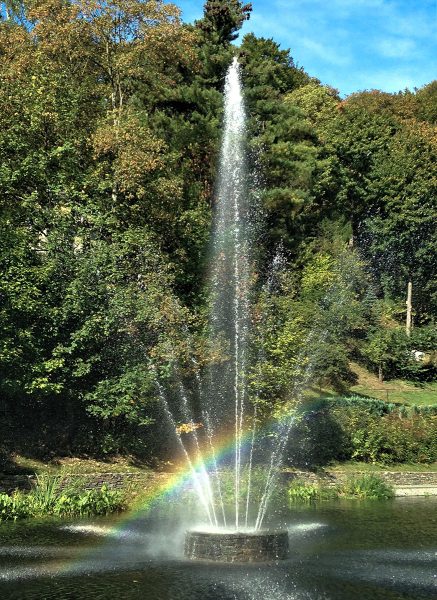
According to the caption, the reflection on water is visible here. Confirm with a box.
[0,497,436,599]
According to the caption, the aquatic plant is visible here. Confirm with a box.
[288,474,394,504]
[339,474,394,500]
[0,478,125,522]
[288,480,338,504]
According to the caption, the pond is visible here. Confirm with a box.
[0,497,436,599]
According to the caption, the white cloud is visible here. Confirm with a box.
[376,38,418,59]
[300,38,352,66]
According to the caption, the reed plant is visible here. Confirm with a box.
[288,474,394,504]
[338,474,394,500]
[31,473,62,511]
[288,480,338,504]
[0,475,126,522]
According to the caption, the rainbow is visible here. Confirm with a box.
[102,424,256,524]
[58,426,253,573]
[59,411,297,574]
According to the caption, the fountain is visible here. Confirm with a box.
[185,529,289,563]
[155,57,291,562]
[1,53,436,600]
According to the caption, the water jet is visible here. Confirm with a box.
[158,58,294,555]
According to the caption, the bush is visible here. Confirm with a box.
[287,407,349,467]
[285,396,437,467]
[52,485,125,517]
[363,326,437,382]
[288,474,394,504]
[329,395,397,416]
[0,492,32,521]
[336,410,437,464]
[288,480,337,504]
[0,477,126,522]
[416,404,437,416]
[339,474,394,499]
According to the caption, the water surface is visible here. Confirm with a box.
[0,497,436,599]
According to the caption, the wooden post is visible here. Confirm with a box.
[406,281,413,337]
[378,364,383,383]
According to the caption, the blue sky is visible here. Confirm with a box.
[176,0,437,97]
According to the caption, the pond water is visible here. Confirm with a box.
[0,497,436,599]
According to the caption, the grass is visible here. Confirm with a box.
[328,461,437,473]
[305,363,437,406]
[2,455,155,476]
[349,362,437,406]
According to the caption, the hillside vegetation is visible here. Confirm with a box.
[0,1,435,467]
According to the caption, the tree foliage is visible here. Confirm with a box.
[0,0,435,460]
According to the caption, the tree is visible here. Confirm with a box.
[239,35,332,256]
[199,0,251,44]
[362,119,437,319]
[0,0,204,456]
[285,81,339,133]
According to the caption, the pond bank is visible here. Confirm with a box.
[283,470,437,496]
[1,469,437,496]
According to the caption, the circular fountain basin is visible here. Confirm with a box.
[184,529,289,563]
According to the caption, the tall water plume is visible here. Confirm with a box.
[153,58,316,532]
[204,57,252,530]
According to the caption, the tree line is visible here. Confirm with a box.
[0,0,435,460]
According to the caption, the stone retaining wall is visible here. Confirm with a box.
[1,470,437,495]
[0,472,167,494]
[283,470,437,487]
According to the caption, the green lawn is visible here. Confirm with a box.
[350,382,437,405]
[305,381,437,406]
[328,461,437,473]
[4,455,154,475]
[312,362,437,406]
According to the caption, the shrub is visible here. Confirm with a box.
[362,327,437,382]
[288,480,337,504]
[286,396,437,466]
[339,474,394,500]
[329,395,397,416]
[416,404,437,416]
[52,485,125,517]
[287,407,349,467]
[0,477,126,522]
[338,411,437,464]
[288,475,394,504]
[0,492,32,521]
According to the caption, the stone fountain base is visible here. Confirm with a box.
[184,529,289,563]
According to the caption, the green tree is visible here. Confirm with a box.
[0,0,206,457]
[199,0,251,43]
[363,120,437,319]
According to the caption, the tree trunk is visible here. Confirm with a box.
[406,280,413,337]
